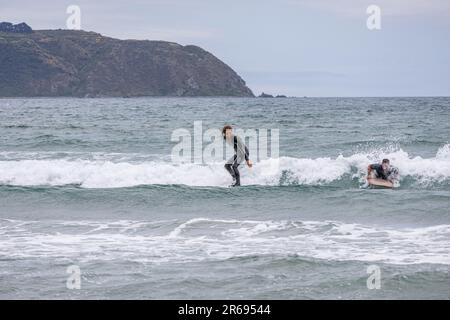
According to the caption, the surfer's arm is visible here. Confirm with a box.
[244,146,253,167]
[236,136,252,167]
[243,141,254,167]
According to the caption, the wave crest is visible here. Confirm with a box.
[0,145,449,188]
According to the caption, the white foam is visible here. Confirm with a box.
[1,218,449,265]
[0,144,449,188]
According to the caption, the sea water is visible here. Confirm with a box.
[0,97,449,299]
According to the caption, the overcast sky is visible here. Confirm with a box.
[2,0,450,96]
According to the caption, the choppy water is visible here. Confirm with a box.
[0,97,449,299]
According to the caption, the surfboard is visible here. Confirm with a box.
[367,178,394,188]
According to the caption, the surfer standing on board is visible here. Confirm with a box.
[367,158,400,188]
[222,125,253,187]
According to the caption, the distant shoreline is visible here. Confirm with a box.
[1,96,449,99]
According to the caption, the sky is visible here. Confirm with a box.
[2,0,450,97]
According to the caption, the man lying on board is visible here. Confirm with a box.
[367,158,400,188]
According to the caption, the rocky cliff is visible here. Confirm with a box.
[0,24,254,97]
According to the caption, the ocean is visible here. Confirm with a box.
[0,97,449,299]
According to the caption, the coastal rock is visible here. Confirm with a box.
[0,26,254,97]
[0,22,32,33]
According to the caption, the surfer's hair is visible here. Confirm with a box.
[222,125,233,138]
[382,159,390,164]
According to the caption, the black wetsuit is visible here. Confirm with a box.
[369,164,399,181]
[224,135,249,186]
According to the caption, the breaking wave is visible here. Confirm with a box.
[0,144,449,188]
